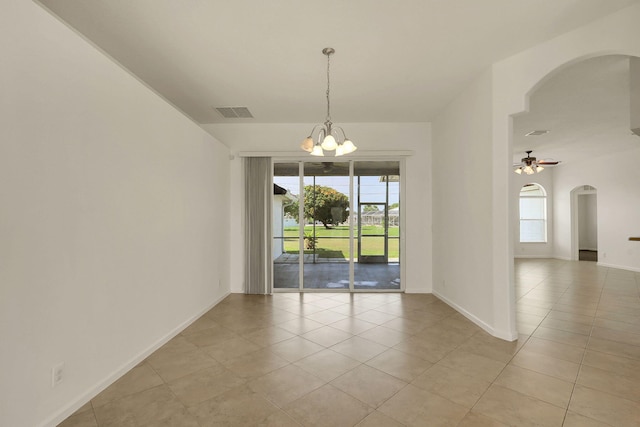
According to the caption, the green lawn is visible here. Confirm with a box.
[282,225,399,258]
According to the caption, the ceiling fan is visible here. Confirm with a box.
[301,162,350,176]
[513,150,560,175]
[320,162,350,172]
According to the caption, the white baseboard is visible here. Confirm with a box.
[432,291,517,342]
[514,255,553,259]
[596,262,640,273]
[546,256,640,273]
[43,291,230,427]
[404,287,431,294]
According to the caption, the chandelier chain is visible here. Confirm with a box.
[326,52,331,123]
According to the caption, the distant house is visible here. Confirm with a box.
[273,184,297,259]
[359,206,400,227]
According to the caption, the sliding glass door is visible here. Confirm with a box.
[354,162,400,290]
[272,163,300,289]
[302,162,351,290]
[272,160,400,291]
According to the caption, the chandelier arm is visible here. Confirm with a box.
[318,127,326,144]
[307,124,323,139]
[332,126,347,142]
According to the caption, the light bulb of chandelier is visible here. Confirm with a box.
[310,144,324,156]
[335,144,345,157]
[524,165,534,175]
[300,137,314,153]
[341,139,357,154]
[536,165,544,173]
[321,134,338,151]
[514,167,523,175]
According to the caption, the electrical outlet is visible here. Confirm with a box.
[52,362,64,387]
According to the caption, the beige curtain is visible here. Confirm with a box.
[244,157,272,294]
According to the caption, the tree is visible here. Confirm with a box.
[285,185,349,229]
[363,205,380,213]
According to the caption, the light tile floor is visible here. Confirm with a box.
[59,259,640,426]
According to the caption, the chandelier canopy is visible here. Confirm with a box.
[301,48,357,157]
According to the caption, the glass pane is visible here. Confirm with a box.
[358,176,386,204]
[302,162,351,290]
[388,237,400,262]
[520,198,545,220]
[360,236,385,256]
[520,220,546,242]
[360,204,386,235]
[354,160,400,290]
[273,163,301,289]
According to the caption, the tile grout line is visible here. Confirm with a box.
[559,265,609,427]
[289,300,460,426]
[467,262,597,426]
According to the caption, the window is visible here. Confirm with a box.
[519,183,547,243]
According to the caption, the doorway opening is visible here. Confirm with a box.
[572,185,598,261]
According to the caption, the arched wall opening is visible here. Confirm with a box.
[511,53,638,267]
[492,6,640,340]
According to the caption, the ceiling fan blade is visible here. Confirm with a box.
[538,160,560,165]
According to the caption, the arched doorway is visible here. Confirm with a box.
[511,54,636,267]
[495,46,640,338]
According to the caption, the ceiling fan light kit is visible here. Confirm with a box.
[301,48,357,157]
[514,150,559,175]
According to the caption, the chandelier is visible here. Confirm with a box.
[300,48,357,156]
[514,150,544,175]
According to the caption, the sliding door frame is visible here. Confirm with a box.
[271,156,406,293]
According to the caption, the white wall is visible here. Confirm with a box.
[432,69,495,334]
[512,169,555,258]
[205,123,432,293]
[578,194,598,251]
[553,149,640,271]
[0,2,231,426]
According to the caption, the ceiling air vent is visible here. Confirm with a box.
[215,106,254,119]
[525,130,550,136]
